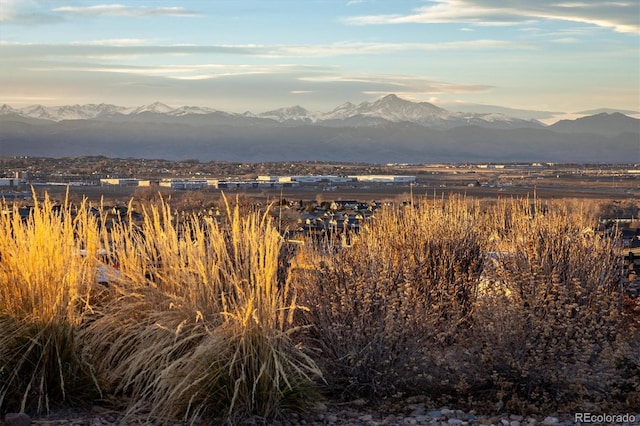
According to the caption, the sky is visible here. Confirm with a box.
[0,0,638,118]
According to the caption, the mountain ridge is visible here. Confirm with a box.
[3,95,636,129]
[1,94,638,163]
[0,94,545,129]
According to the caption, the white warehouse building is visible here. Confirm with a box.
[349,175,416,183]
[159,179,208,190]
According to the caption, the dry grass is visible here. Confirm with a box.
[0,192,636,420]
[0,193,102,414]
[79,195,321,423]
[469,198,630,412]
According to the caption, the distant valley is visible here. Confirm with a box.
[1,95,638,163]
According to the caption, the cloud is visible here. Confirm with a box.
[24,63,331,81]
[70,38,153,47]
[552,37,580,43]
[0,0,63,24]
[0,1,199,23]
[0,39,530,63]
[343,0,639,33]
[269,40,528,57]
[298,73,493,94]
[53,4,200,17]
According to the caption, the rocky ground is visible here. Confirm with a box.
[2,397,605,426]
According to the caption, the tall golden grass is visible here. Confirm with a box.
[79,195,321,423]
[0,192,637,420]
[0,193,102,413]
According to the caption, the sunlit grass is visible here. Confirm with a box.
[0,192,636,419]
[80,195,321,423]
[0,193,102,413]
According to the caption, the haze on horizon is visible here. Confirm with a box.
[1,0,638,121]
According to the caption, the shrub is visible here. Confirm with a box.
[469,199,628,413]
[295,196,484,399]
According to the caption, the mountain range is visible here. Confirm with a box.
[1,95,638,163]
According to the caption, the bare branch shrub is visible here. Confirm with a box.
[295,196,484,399]
[469,198,631,413]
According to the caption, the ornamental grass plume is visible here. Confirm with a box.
[0,192,102,414]
[80,194,321,424]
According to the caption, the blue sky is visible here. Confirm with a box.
[1,0,638,118]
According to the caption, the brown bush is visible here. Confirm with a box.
[464,199,632,413]
[294,197,484,399]
[295,197,637,413]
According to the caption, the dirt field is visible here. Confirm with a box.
[10,162,637,206]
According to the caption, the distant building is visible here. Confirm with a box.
[289,175,354,183]
[159,179,208,190]
[100,178,141,186]
[0,178,26,187]
[348,175,416,183]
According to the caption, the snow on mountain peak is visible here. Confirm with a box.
[0,95,548,129]
[259,105,318,122]
[169,105,217,116]
[348,94,447,124]
[131,102,174,114]
[0,104,19,114]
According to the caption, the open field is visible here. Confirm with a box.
[16,164,639,207]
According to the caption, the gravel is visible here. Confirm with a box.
[13,399,589,426]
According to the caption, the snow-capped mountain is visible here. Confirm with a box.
[168,105,218,116]
[0,104,18,114]
[129,102,175,115]
[258,105,318,123]
[0,94,580,130]
[323,94,445,123]
[0,103,127,121]
[329,94,542,128]
[253,94,543,129]
[1,96,637,164]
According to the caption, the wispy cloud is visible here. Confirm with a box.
[25,63,329,81]
[343,0,639,33]
[53,4,200,17]
[0,0,62,24]
[552,37,580,43]
[0,39,530,62]
[299,73,493,94]
[70,38,152,46]
[270,40,529,57]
